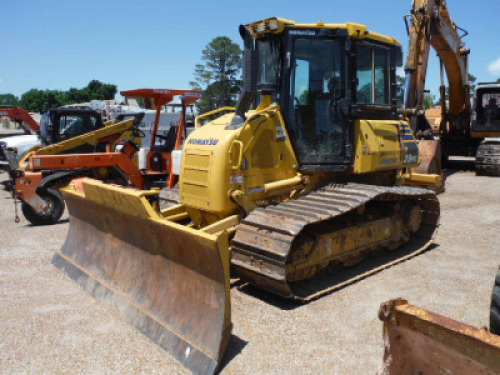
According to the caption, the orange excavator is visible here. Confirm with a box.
[403,0,499,177]
[11,89,200,224]
[0,105,40,135]
[403,0,471,182]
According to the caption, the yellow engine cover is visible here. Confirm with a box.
[353,119,417,174]
[180,108,298,221]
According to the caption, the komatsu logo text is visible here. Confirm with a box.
[188,137,219,146]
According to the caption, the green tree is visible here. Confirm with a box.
[20,89,45,112]
[395,74,405,106]
[468,74,476,96]
[66,87,89,103]
[423,93,436,110]
[190,36,242,113]
[85,80,117,100]
[41,90,64,109]
[0,93,19,106]
[18,80,117,112]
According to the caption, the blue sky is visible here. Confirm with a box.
[1,0,499,99]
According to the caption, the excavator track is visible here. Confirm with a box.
[476,143,500,176]
[231,183,439,301]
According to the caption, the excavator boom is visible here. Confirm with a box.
[402,0,472,187]
[404,0,470,133]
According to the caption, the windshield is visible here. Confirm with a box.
[287,36,346,165]
[475,89,500,131]
[256,38,281,88]
[477,91,500,120]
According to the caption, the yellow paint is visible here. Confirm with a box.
[180,104,298,223]
[245,17,401,46]
[60,177,232,348]
[36,118,139,156]
[353,119,411,174]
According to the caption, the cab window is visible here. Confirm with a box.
[59,115,95,140]
[356,45,390,105]
[288,37,346,164]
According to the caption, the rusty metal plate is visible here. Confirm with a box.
[414,139,442,175]
[52,182,231,375]
[378,299,500,374]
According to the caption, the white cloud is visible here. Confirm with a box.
[488,57,500,76]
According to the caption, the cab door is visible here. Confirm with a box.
[284,33,350,172]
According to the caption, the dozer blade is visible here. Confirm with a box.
[51,179,231,375]
[378,299,500,375]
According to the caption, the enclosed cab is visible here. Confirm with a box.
[472,82,500,136]
[39,108,104,151]
[473,82,500,175]
[248,19,405,173]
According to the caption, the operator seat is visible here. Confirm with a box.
[151,126,177,153]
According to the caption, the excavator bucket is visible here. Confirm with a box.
[51,178,231,375]
[405,139,445,193]
[414,139,442,176]
[378,299,500,375]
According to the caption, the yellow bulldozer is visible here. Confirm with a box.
[52,18,442,374]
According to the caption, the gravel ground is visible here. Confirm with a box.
[1,160,499,374]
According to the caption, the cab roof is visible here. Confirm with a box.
[246,17,401,47]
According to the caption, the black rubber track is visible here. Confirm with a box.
[476,144,500,176]
[491,267,500,335]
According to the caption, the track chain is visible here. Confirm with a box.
[231,183,439,301]
[476,143,500,176]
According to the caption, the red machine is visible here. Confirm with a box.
[0,106,40,134]
[13,89,200,225]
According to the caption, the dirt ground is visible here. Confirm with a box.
[1,159,499,374]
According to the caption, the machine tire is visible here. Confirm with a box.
[1,180,12,192]
[491,268,500,335]
[21,187,65,226]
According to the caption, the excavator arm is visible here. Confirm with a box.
[404,0,470,135]
[0,106,40,134]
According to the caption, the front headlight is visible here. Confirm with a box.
[268,19,279,31]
